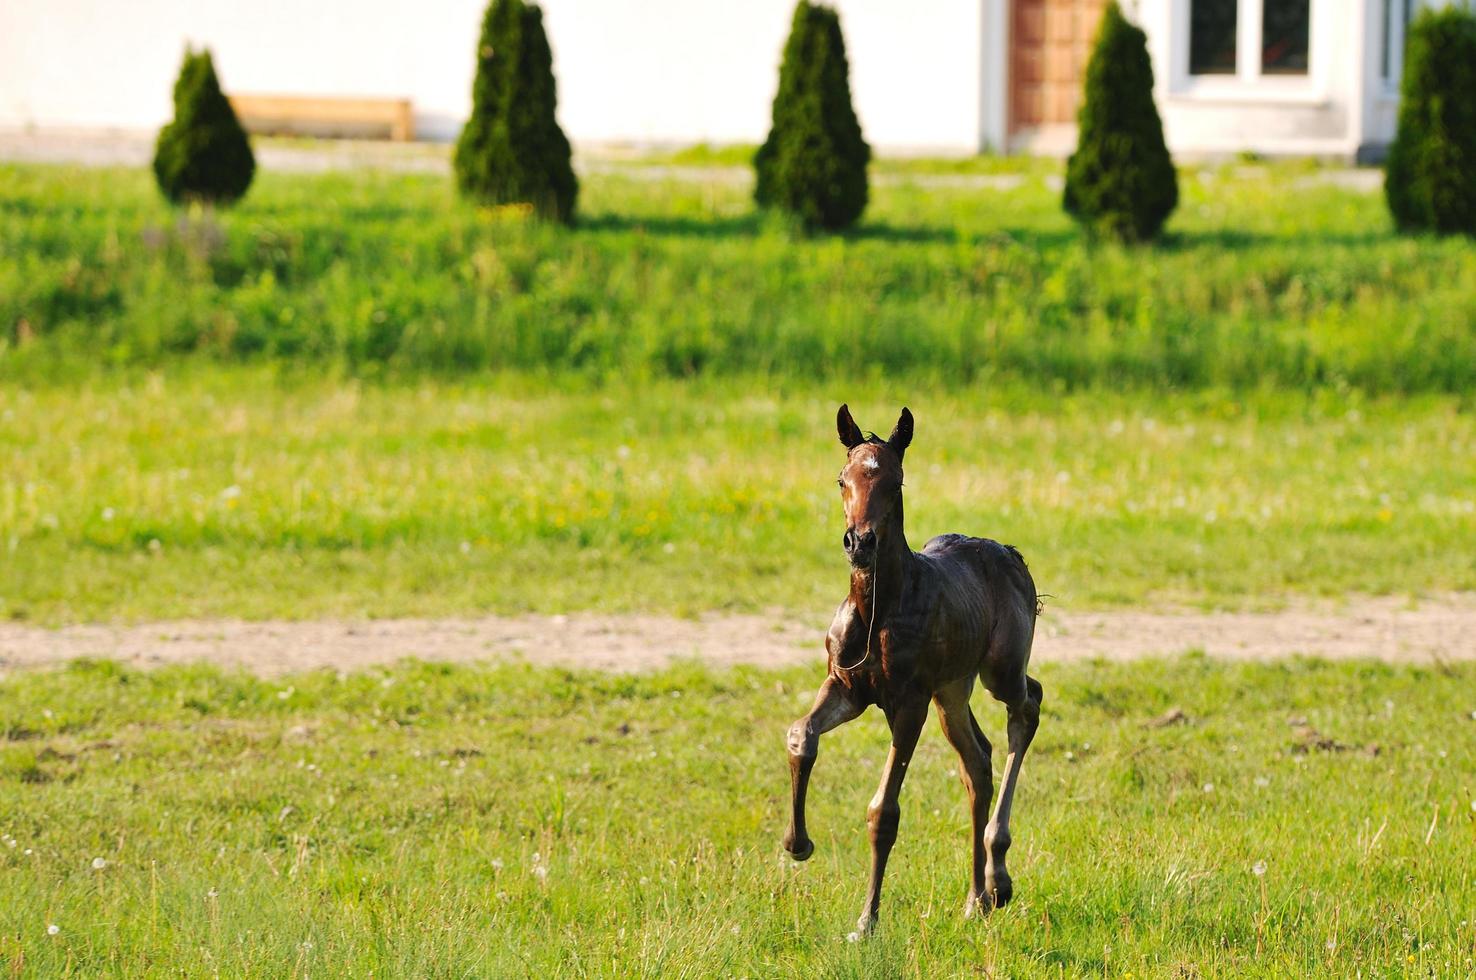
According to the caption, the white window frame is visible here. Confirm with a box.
[1169,0,1327,104]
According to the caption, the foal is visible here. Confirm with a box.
[782,405,1043,934]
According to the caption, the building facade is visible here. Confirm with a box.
[0,0,1430,159]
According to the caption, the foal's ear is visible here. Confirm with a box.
[887,407,914,460]
[836,404,865,450]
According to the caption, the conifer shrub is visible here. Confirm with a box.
[152,48,255,207]
[1384,6,1476,236]
[1063,2,1177,242]
[754,2,870,231]
[455,0,578,224]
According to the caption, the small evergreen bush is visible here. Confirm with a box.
[754,1,870,231]
[455,0,578,224]
[152,48,255,207]
[1063,2,1177,242]
[1384,6,1476,236]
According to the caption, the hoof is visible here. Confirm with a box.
[986,873,1014,909]
[849,913,875,940]
[783,837,814,862]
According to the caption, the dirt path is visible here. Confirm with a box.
[2,596,1472,677]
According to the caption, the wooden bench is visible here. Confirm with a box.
[229,94,414,142]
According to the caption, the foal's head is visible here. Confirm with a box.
[835,404,913,568]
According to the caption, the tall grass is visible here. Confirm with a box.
[3,162,1474,391]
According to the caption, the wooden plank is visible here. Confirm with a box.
[229,94,415,141]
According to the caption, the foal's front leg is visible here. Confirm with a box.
[783,675,864,861]
[855,696,929,936]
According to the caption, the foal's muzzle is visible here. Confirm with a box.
[843,528,877,566]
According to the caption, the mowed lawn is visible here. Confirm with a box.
[2,373,1475,622]
[2,656,1474,976]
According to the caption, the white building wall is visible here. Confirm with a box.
[0,0,987,154]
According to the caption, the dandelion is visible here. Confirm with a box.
[491,858,504,871]
[91,857,107,870]
[846,931,861,943]
[663,542,676,554]
[207,887,218,899]
[459,541,472,555]
[220,485,242,500]
[1254,776,1270,788]
[1252,860,1267,877]
[1203,783,1215,793]
[47,924,59,936]
[101,507,115,522]
[731,923,740,935]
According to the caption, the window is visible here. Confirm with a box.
[1261,0,1309,74]
[1185,0,1316,83]
[1381,0,1414,85]
[1190,0,1238,74]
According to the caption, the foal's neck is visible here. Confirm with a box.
[849,515,912,623]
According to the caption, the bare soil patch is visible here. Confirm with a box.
[2,595,1472,677]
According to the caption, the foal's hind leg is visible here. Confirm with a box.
[934,679,994,918]
[984,674,1042,908]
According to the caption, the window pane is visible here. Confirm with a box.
[1383,0,1414,82]
[1262,0,1310,75]
[1190,0,1238,75]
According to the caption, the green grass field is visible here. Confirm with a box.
[4,157,1476,976]
[3,656,1474,976]
[3,371,1475,623]
[4,161,1476,390]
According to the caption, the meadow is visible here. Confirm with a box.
[2,159,1475,621]
[4,160,1476,391]
[4,157,1476,977]
[2,655,1474,977]
[2,372,1475,623]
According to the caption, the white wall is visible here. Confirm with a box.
[0,0,987,153]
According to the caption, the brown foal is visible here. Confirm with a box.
[782,405,1044,935]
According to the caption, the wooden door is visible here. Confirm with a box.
[1010,0,1107,132]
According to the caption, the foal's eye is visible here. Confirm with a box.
[836,479,844,488]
